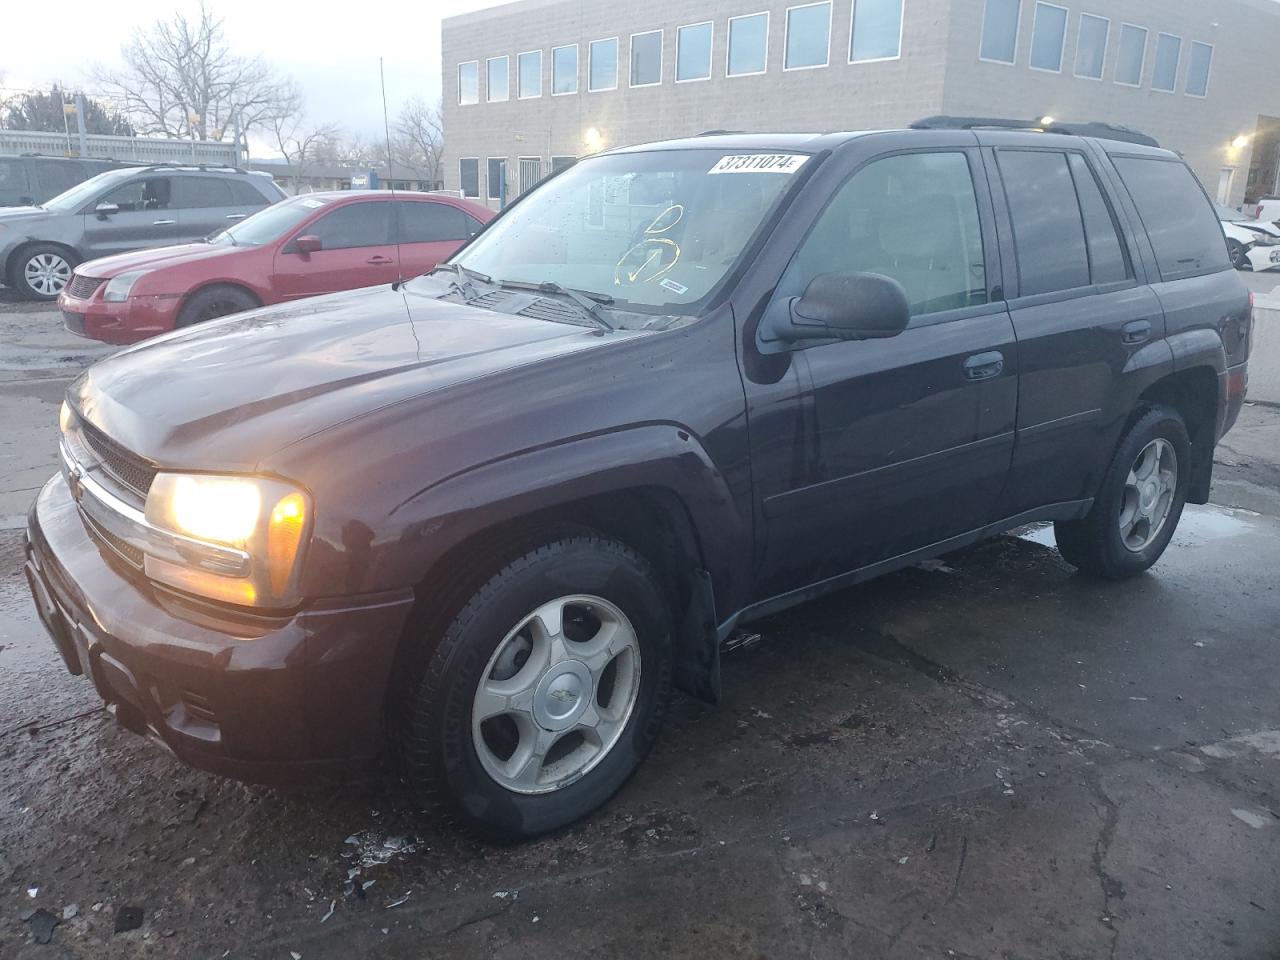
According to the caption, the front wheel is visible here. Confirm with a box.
[13,244,75,300]
[175,284,259,328]
[396,535,673,841]
[1054,405,1190,580]
[1227,239,1252,271]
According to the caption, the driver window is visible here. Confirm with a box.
[778,152,988,317]
[99,177,172,212]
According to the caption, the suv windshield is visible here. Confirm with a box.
[447,148,811,313]
[42,168,135,213]
[210,195,331,246]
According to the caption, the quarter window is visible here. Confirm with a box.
[779,152,987,317]
[1186,41,1213,96]
[309,201,393,249]
[229,180,269,206]
[487,57,509,102]
[676,21,713,81]
[552,45,578,94]
[1068,154,1131,286]
[1074,13,1109,79]
[518,51,542,98]
[785,2,831,70]
[631,31,662,86]
[1115,23,1147,85]
[1152,33,1181,92]
[175,176,235,208]
[728,12,769,76]
[980,0,1021,63]
[458,61,479,105]
[589,38,619,91]
[1114,157,1230,280]
[459,159,480,199]
[850,0,903,62]
[1030,2,1068,72]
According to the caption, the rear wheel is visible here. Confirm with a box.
[1227,239,1251,271]
[396,535,673,841]
[1054,405,1190,580]
[12,244,75,300]
[175,284,259,327]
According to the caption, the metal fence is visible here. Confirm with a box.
[0,129,240,165]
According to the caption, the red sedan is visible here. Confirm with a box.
[58,191,494,344]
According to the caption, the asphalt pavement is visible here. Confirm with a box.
[1,293,1278,959]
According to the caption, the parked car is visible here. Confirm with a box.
[25,124,1250,841]
[58,191,494,344]
[1217,202,1280,271]
[0,154,137,208]
[0,165,285,300]
[1254,196,1280,223]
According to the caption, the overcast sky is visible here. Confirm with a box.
[2,0,500,154]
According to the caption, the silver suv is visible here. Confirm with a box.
[0,165,285,299]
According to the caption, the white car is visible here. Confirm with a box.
[1218,203,1280,271]
[1254,196,1280,223]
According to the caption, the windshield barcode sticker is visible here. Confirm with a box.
[708,154,809,175]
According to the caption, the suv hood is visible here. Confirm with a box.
[68,284,626,471]
[77,241,246,278]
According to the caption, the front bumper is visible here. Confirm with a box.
[1245,243,1280,273]
[58,289,182,345]
[24,473,416,785]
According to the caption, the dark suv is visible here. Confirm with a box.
[0,154,132,208]
[0,164,284,299]
[23,124,1251,841]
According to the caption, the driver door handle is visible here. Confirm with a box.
[367,255,394,265]
[152,219,176,225]
[963,351,1005,381]
[225,213,247,221]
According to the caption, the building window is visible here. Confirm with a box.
[459,158,479,199]
[551,156,577,174]
[589,38,619,91]
[1029,3,1068,73]
[630,30,663,87]
[850,0,903,63]
[1186,41,1213,97]
[486,57,509,102]
[486,158,505,200]
[1114,23,1146,86]
[517,50,542,99]
[552,44,578,94]
[1152,33,1181,92]
[676,21,713,81]
[980,0,1021,64]
[785,2,831,70]
[458,61,479,105]
[727,12,769,76]
[1074,13,1109,79]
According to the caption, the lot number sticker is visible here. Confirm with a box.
[708,154,809,175]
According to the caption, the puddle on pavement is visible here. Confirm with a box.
[1014,505,1260,552]
[1015,523,1057,548]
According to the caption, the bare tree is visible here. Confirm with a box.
[393,97,444,184]
[270,115,340,193]
[92,1,298,145]
[313,133,383,170]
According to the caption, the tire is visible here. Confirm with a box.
[175,284,259,328]
[396,534,673,842]
[1054,405,1191,580]
[11,244,76,300]
[1227,239,1252,272]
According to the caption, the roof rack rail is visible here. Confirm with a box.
[130,161,245,174]
[910,115,1160,148]
[696,129,747,137]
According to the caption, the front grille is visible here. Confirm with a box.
[81,509,144,569]
[79,420,157,498]
[67,274,105,300]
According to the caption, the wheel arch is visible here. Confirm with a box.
[175,280,263,322]
[1136,365,1219,504]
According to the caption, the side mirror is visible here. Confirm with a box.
[778,272,911,344]
[95,202,120,219]
[294,234,322,255]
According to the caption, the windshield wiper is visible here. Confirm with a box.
[496,279,615,332]
[429,262,491,300]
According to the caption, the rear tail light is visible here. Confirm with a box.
[1226,365,1249,403]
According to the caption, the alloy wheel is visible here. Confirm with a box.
[471,594,641,795]
[24,253,72,296]
[1119,437,1178,552]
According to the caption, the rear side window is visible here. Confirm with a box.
[36,160,83,195]
[309,201,393,249]
[0,159,30,194]
[998,150,1090,296]
[397,201,474,242]
[175,177,235,208]
[1113,157,1231,280]
[230,179,271,206]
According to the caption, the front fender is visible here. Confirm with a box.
[299,424,751,616]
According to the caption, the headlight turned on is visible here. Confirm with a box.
[143,473,312,608]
